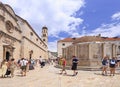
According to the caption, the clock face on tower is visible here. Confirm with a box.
[5,21,14,33]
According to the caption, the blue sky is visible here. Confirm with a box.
[2,0,120,52]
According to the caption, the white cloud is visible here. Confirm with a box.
[90,23,120,37]
[112,12,120,20]
[89,12,120,37]
[48,41,58,52]
[2,0,85,52]
[2,0,85,36]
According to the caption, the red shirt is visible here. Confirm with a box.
[62,60,66,66]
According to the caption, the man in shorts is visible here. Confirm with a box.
[19,58,28,76]
[71,56,79,76]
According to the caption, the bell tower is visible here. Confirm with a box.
[41,26,48,45]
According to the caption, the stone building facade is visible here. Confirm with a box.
[0,2,48,61]
[57,38,76,57]
[59,36,120,66]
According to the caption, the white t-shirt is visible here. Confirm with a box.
[20,59,28,66]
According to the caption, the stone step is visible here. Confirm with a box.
[55,65,120,71]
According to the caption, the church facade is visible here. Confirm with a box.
[0,2,48,61]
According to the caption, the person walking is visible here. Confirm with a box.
[28,58,34,70]
[8,58,18,77]
[60,57,67,75]
[59,58,63,66]
[101,56,109,76]
[71,56,79,76]
[19,58,28,76]
[109,57,117,76]
[39,56,45,68]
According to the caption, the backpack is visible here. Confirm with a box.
[110,59,116,64]
[102,60,106,65]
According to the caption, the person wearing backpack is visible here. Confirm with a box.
[101,56,109,76]
[109,57,117,76]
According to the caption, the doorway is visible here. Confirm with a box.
[6,51,10,61]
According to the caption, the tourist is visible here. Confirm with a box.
[19,58,28,76]
[29,58,35,70]
[8,58,18,77]
[101,56,109,76]
[71,56,79,76]
[60,57,67,75]
[59,58,63,66]
[0,59,8,78]
[109,57,117,76]
[117,54,120,67]
[39,56,45,68]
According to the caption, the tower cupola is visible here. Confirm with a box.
[41,26,48,45]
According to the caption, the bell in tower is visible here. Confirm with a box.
[41,26,48,45]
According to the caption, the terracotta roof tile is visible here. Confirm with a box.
[58,36,120,43]
[74,36,103,43]
[58,38,79,42]
[103,37,120,41]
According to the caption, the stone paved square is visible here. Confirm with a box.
[0,64,120,87]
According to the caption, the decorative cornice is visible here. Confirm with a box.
[0,3,18,22]
[23,36,47,52]
[0,30,21,43]
[16,15,47,47]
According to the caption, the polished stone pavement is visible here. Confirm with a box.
[0,64,120,87]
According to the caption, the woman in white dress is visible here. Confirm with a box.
[1,59,8,78]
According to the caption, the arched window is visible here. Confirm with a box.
[30,32,33,36]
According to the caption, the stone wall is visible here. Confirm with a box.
[63,42,119,67]
[0,3,48,61]
[57,41,73,57]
